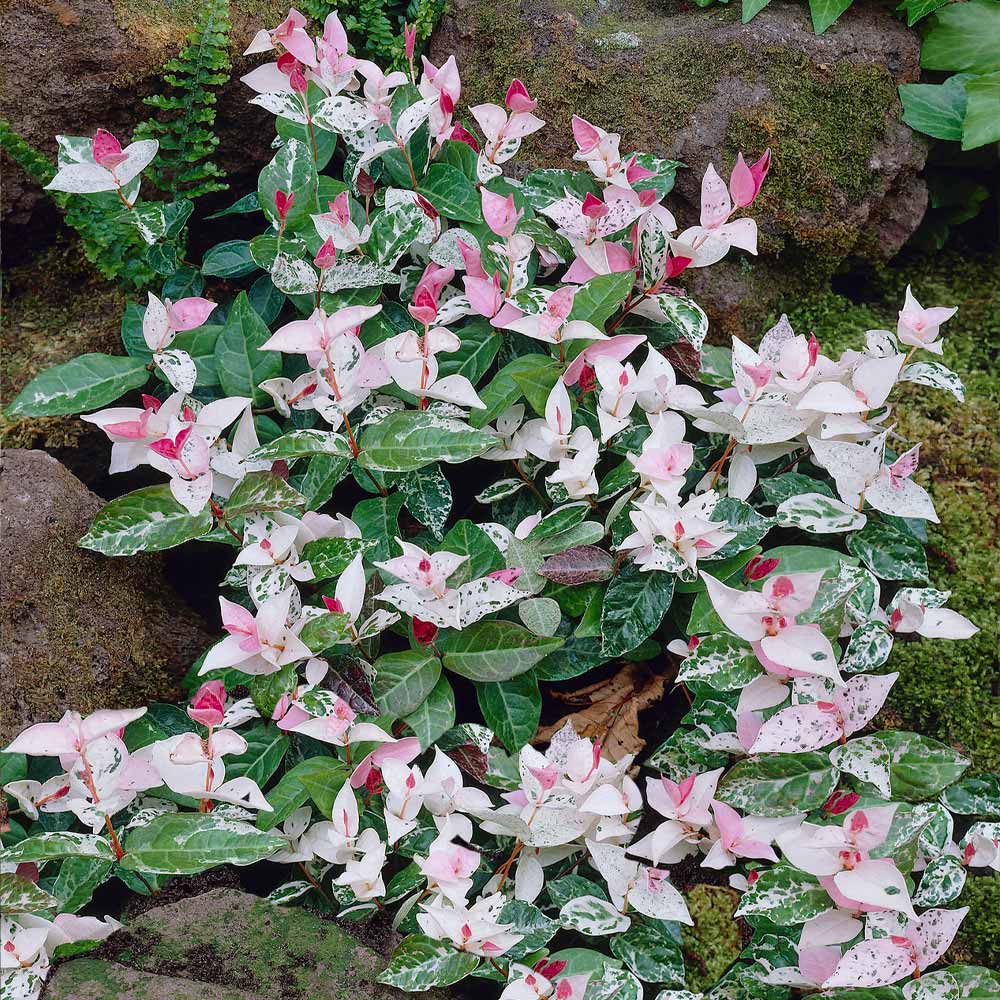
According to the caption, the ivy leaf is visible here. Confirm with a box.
[440,621,563,682]
[920,0,1000,73]
[963,71,1000,150]
[601,562,674,657]
[418,162,483,223]
[900,75,970,142]
[358,411,496,472]
[7,353,150,417]
[378,934,481,990]
[120,813,286,874]
[215,292,282,404]
[808,0,854,33]
[224,471,306,518]
[79,485,213,556]
[374,649,442,717]
[476,671,542,751]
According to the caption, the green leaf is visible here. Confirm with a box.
[963,71,1000,149]
[437,319,501,387]
[880,731,970,800]
[900,74,970,141]
[121,813,286,874]
[519,596,562,636]
[247,429,351,461]
[476,671,542,751]
[353,492,406,562]
[808,0,854,33]
[358,410,496,471]
[224,470,306,518]
[846,519,929,582]
[717,753,839,816]
[940,774,1000,817]
[0,873,59,912]
[512,357,562,416]
[7,353,150,417]
[921,0,1000,73]
[215,292,282,404]
[760,472,834,505]
[51,858,114,913]
[226,724,289,787]
[609,919,685,985]
[0,832,115,864]
[301,536,376,581]
[400,465,453,539]
[471,354,558,428]
[601,562,675,657]
[374,649,442,716]
[742,0,774,21]
[300,453,350,509]
[897,0,952,25]
[299,610,353,654]
[201,239,257,277]
[258,137,318,230]
[79,485,213,556]
[706,498,774,560]
[378,934,481,990]
[367,203,426,267]
[441,620,564,682]
[438,519,505,586]
[735,865,829,923]
[569,271,635,328]
[257,757,347,830]
[499,899,560,959]
[676,633,761,691]
[403,673,456,749]
[418,162,483,223]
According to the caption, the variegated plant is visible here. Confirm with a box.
[2,9,995,1000]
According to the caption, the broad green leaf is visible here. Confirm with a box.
[522,168,600,210]
[921,0,1000,73]
[735,865,829,923]
[79,485,213,556]
[224,470,306,517]
[568,271,636,328]
[437,319,501,386]
[301,536,376,581]
[121,813,286,874]
[535,633,610,681]
[940,774,1000,817]
[471,353,559,428]
[808,0,853,33]
[717,753,839,816]
[0,873,58,912]
[226,724,290,787]
[215,292,282,404]
[299,610,353,654]
[601,562,675,657]
[743,0,774,21]
[358,411,496,471]
[378,934,481,990]
[0,832,115,864]
[677,633,761,691]
[880,731,970,800]
[476,671,542,751]
[403,673,456,749]
[257,757,347,830]
[353,492,406,562]
[439,519,505,586]
[258,137,318,230]
[247,429,351,461]
[900,74,970,141]
[512,358,563,417]
[609,919,685,985]
[418,163,483,223]
[7,353,150,417]
[963,71,1000,150]
[374,649,442,716]
[441,620,563,682]
[400,465,453,539]
[201,240,257,277]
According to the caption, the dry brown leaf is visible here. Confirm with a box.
[533,662,668,761]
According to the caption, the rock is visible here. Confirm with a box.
[44,958,261,1000]
[60,888,438,999]
[430,0,928,333]
[0,449,212,744]
[0,0,286,257]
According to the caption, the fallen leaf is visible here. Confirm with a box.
[533,663,668,761]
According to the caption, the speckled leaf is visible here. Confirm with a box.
[831,736,893,798]
[359,411,496,471]
[400,465,453,539]
[846,520,929,582]
[249,429,351,461]
[900,361,966,401]
[717,752,838,816]
[840,621,894,673]
[499,900,560,959]
[51,858,114,913]
[912,855,967,907]
[224,471,306,517]
[378,934,481,991]
[79,485,213,556]
[734,865,829,924]
[300,536,375,581]
[560,895,631,936]
[677,633,761,691]
[777,493,867,534]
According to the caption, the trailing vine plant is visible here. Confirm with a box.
[2,9,998,1000]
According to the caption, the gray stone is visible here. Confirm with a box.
[44,958,263,1000]
[0,449,211,744]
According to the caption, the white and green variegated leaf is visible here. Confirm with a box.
[776,493,867,534]
[224,471,306,517]
[440,621,563,682]
[267,880,314,905]
[879,731,970,800]
[0,832,116,864]
[78,485,213,555]
[609,918,685,986]
[377,934,481,991]
[300,536,376,580]
[518,597,562,637]
[899,361,966,402]
[51,857,114,914]
[359,411,497,472]
[734,865,829,923]
[249,91,308,123]
[270,253,319,294]
[940,774,1000,817]
[647,293,709,351]
[324,259,401,293]
[7,353,151,417]
[476,478,525,503]
[912,855,967,907]
[677,632,761,691]
[368,203,427,267]
[716,752,838,816]
[560,895,631,936]
[840,621,893,673]
[248,429,352,461]
[313,95,377,133]
[400,465,453,539]
[587,966,643,1000]
[602,561,674,657]
[831,736,893,798]
[903,970,960,1000]
[258,138,316,231]
[119,813,286,875]
[0,873,59,912]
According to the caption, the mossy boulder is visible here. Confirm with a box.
[431,0,927,330]
[0,449,212,744]
[46,888,444,999]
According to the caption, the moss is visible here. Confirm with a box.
[774,248,1000,772]
[952,873,1000,969]
[681,884,743,992]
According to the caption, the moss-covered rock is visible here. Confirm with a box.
[681,884,744,992]
[952,873,1000,970]
[430,0,927,327]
